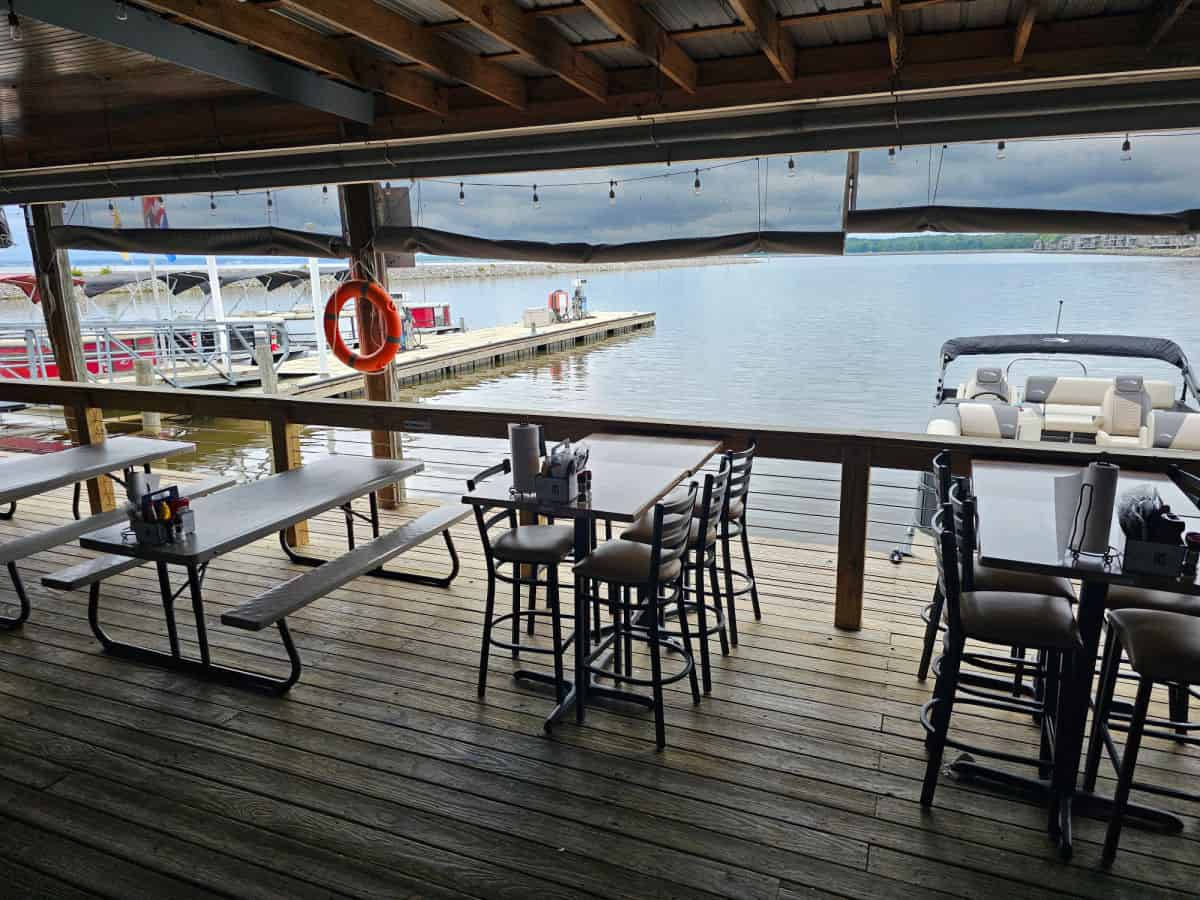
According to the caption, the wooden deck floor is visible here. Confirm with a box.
[0,480,1197,899]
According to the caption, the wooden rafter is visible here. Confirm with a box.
[134,0,447,115]
[1013,0,1038,62]
[277,0,525,109]
[1144,0,1194,48]
[879,0,905,71]
[725,0,796,82]
[435,0,608,102]
[579,0,697,93]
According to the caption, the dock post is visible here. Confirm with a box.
[26,203,115,513]
[307,257,329,376]
[270,414,309,547]
[135,359,161,433]
[255,343,279,394]
[835,445,869,631]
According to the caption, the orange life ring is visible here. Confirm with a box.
[323,279,402,373]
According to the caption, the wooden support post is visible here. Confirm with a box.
[270,414,309,546]
[134,359,161,433]
[26,204,115,513]
[340,182,404,508]
[255,343,279,394]
[835,445,870,631]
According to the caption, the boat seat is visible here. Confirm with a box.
[1096,376,1151,449]
[1025,375,1116,435]
[1150,410,1200,450]
[962,367,1011,402]
[925,402,1021,439]
[1144,379,1179,410]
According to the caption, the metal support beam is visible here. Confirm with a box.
[25,0,375,123]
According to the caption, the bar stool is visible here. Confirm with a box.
[574,484,700,749]
[1083,609,1199,863]
[705,443,760,647]
[468,460,575,703]
[918,450,1076,683]
[921,489,1082,807]
[620,468,731,693]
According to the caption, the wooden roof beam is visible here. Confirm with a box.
[277,0,525,109]
[879,0,905,70]
[1013,0,1038,62]
[435,0,608,102]
[134,0,447,115]
[725,1,796,82]
[579,0,698,93]
[1145,0,1194,49]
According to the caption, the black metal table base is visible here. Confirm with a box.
[88,563,301,695]
[0,561,31,630]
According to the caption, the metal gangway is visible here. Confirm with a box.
[0,318,300,387]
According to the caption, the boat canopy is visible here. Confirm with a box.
[940,334,1190,370]
[81,267,349,298]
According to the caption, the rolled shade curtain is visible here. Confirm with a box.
[373,226,845,263]
[847,206,1200,235]
[50,225,348,258]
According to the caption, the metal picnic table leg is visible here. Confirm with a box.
[0,562,31,630]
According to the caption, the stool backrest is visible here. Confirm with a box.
[932,502,964,637]
[948,478,979,590]
[648,482,698,584]
[723,441,756,517]
[466,459,519,568]
[695,468,730,550]
[933,449,953,505]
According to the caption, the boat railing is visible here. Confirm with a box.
[0,319,296,387]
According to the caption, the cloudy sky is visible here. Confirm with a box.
[0,131,1196,267]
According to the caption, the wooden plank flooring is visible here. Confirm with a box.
[0,478,1196,898]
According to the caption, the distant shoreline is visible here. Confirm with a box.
[386,256,762,282]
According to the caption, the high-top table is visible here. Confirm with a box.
[968,460,1199,859]
[461,432,722,728]
[80,456,423,692]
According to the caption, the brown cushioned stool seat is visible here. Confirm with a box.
[960,591,1081,650]
[973,559,1076,601]
[1106,585,1199,616]
[574,540,681,586]
[621,512,716,549]
[1107,609,1200,685]
[491,525,574,564]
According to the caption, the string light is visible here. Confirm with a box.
[888,147,896,165]
[321,184,329,204]
[209,192,217,215]
[458,182,465,206]
[265,189,273,208]
[532,184,539,207]
[995,140,1006,160]
[608,180,616,205]
[787,157,796,178]
[384,181,392,195]
[106,200,114,212]
[1121,134,1133,161]
[8,2,20,42]
[116,0,128,21]
[692,169,701,195]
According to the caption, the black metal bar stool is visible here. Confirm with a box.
[574,484,700,749]
[468,460,575,704]
[1083,608,1199,863]
[705,443,759,647]
[620,468,731,693]
[921,489,1082,807]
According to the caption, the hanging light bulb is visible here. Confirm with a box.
[787,157,796,178]
[265,189,273,209]
[116,0,128,21]
[209,193,217,215]
[321,184,329,204]
[384,181,392,195]
[1121,134,1133,161]
[458,182,465,206]
[888,147,896,165]
[692,169,702,196]
[608,180,616,206]
[106,200,114,212]
[8,2,20,42]
[996,140,1006,160]
[532,184,539,207]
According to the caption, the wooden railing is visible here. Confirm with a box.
[5,379,1200,631]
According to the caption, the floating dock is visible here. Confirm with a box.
[276,310,654,399]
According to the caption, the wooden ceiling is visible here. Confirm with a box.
[4,0,1200,173]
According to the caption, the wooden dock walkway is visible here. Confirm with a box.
[275,310,655,398]
[0,474,1196,898]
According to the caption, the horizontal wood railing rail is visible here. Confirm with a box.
[6,380,1200,631]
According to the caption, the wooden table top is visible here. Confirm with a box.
[580,433,722,474]
[0,436,195,505]
[973,459,1200,593]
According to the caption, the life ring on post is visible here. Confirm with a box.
[323,279,402,373]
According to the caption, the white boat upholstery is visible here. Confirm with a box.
[926,401,1019,439]
[1150,410,1200,450]
[1096,376,1152,448]
[962,367,1011,402]
[1144,379,1179,410]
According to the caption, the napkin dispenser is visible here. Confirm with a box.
[534,441,589,504]
[1118,486,1188,577]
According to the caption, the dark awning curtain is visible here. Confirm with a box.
[941,334,1190,369]
[848,206,1200,235]
[50,225,348,258]
[373,226,844,263]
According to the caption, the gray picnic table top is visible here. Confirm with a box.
[81,456,423,565]
[0,436,195,505]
